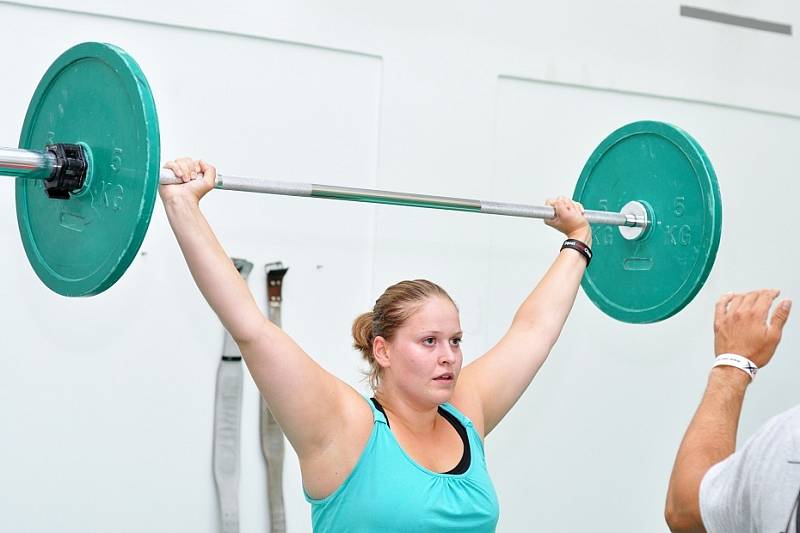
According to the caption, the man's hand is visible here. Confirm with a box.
[713,290,791,367]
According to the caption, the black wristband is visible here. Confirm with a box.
[560,239,592,266]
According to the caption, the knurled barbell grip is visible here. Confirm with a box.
[158,168,643,228]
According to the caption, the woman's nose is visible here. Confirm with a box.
[438,345,456,364]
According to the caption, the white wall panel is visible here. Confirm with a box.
[489,76,800,531]
[0,5,381,533]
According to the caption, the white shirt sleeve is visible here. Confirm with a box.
[698,405,800,533]
[698,452,752,533]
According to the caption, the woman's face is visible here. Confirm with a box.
[380,296,463,407]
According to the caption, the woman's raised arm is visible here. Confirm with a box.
[160,159,369,462]
[457,197,590,435]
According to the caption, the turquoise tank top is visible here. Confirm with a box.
[305,397,499,532]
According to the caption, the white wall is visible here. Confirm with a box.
[1,1,798,532]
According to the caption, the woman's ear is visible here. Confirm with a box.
[373,336,391,369]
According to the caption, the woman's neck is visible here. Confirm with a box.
[374,388,441,435]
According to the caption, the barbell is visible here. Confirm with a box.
[1,42,722,323]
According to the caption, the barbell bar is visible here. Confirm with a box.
[6,42,722,323]
[0,145,648,229]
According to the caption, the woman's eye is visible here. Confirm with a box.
[423,337,435,345]
[450,338,462,346]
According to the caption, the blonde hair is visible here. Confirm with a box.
[352,280,456,390]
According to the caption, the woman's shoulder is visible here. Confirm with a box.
[446,387,486,437]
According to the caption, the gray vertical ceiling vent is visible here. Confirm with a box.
[680,6,792,35]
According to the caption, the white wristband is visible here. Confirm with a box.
[713,353,758,381]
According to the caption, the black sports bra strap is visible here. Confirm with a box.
[370,397,470,475]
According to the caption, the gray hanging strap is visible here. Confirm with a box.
[262,262,288,533]
[213,258,254,533]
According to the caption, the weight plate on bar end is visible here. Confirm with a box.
[573,121,722,323]
[16,42,160,296]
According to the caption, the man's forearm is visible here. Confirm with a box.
[665,366,750,531]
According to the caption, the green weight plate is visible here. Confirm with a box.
[574,121,722,323]
[17,42,160,296]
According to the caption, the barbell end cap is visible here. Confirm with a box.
[618,200,651,241]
